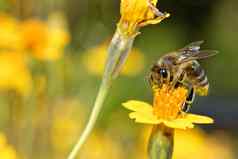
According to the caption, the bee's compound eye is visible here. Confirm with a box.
[159,68,168,78]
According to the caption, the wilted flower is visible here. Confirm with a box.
[123,84,213,129]
[118,0,170,36]
[82,42,145,76]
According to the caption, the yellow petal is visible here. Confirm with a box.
[185,114,214,124]
[119,0,169,36]
[129,112,160,124]
[163,120,194,129]
[122,100,153,113]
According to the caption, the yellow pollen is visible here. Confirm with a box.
[153,85,188,119]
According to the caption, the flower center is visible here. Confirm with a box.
[153,84,188,119]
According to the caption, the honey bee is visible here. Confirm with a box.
[149,41,218,112]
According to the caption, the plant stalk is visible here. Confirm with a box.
[66,29,135,159]
[148,125,174,159]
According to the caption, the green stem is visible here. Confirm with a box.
[148,125,174,159]
[66,29,135,159]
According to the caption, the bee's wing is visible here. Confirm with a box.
[176,50,219,64]
[179,41,204,52]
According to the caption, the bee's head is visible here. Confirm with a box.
[149,62,171,87]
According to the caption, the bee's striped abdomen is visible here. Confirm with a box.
[186,61,209,96]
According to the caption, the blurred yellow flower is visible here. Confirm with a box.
[52,116,79,153]
[118,0,170,36]
[136,128,234,159]
[80,133,125,159]
[44,13,70,60]
[0,52,32,96]
[0,132,18,159]
[0,13,23,50]
[21,13,70,61]
[83,42,145,76]
[173,129,234,159]
[21,19,48,51]
[0,12,70,61]
[51,99,125,159]
[123,85,213,129]
[51,99,86,154]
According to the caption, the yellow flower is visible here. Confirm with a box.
[123,85,213,129]
[83,42,145,76]
[135,128,234,159]
[52,115,80,153]
[173,129,234,159]
[34,13,70,60]
[0,13,23,50]
[118,0,170,36]
[51,99,85,153]
[0,52,32,96]
[21,19,48,50]
[21,13,70,61]
[80,133,125,159]
[50,99,125,159]
[0,132,18,159]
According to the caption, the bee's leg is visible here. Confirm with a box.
[148,74,154,89]
[182,103,191,113]
[174,81,182,89]
[182,87,195,112]
[147,73,153,87]
[171,68,184,88]
[147,73,159,91]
